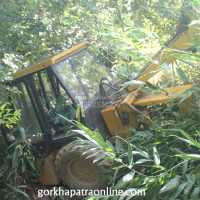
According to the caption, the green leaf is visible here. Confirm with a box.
[12,148,20,168]
[153,146,160,165]
[180,129,200,149]
[93,154,106,163]
[73,120,113,153]
[190,186,200,199]
[106,32,122,41]
[21,159,26,173]
[194,86,200,92]
[176,68,187,82]
[114,171,135,189]
[7,184,29,199]
[176,154,200,160]
[176,136,195,147]
[161,63,171,73]
[123,80,145,86]
[131,57,146,62]
[27,159,36,170]
[139,69,160,78]
[112,168,119,187]
[182,160,188,174]
[135,159,151,164]
[14,109,21,117]
[138,150,150,159]
[140,87,154,93]
[113,87,125,95]
[130,72,138,79]
[184,174,197,195]
[159,176,180,193]
[196,130,200,137]
[0,163,8,177]
[115,138,123,152]
[86,150,103,159]
[106,140,114,151]
[173,49,200,61]
[170,182,187,200]
[128,141,134,168]
[82,147,99,155]
[0,103,7,111]
[20,127,26,140]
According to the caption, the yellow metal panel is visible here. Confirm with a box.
[168,33,191,50]
[11,41,90,80]
[133,85,194,106]
[101,106,124,135]
[120,89,152,125]
[141,110,152,126]
[120,101,152,125]
[121,91,139,107]
[101,104,138,136]
[129,113,138,128]
[188,25,200,41]
[35,153,60,185]
[179,96,196,114]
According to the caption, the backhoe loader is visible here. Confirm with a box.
[1,14,199,189]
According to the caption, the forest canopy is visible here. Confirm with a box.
[0,0,199,75]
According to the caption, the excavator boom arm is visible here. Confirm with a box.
[128,15,199,91]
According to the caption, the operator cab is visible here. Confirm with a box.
[6,42,119,145]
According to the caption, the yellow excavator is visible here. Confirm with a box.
[1,11,199,189]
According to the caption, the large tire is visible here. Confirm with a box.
[55,143,112,190]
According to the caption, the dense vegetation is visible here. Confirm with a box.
[0,0,200,199]
[0,0,198,73]
[74,104,200,200]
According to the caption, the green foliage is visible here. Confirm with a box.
[0,70,21,130]
[0,103,20,129]
[66,103,200,200]
[1,0,197,74]
[54,96,76,131]
[75,120,113,153]
[58,114,113,154]
[0,128,39,200]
